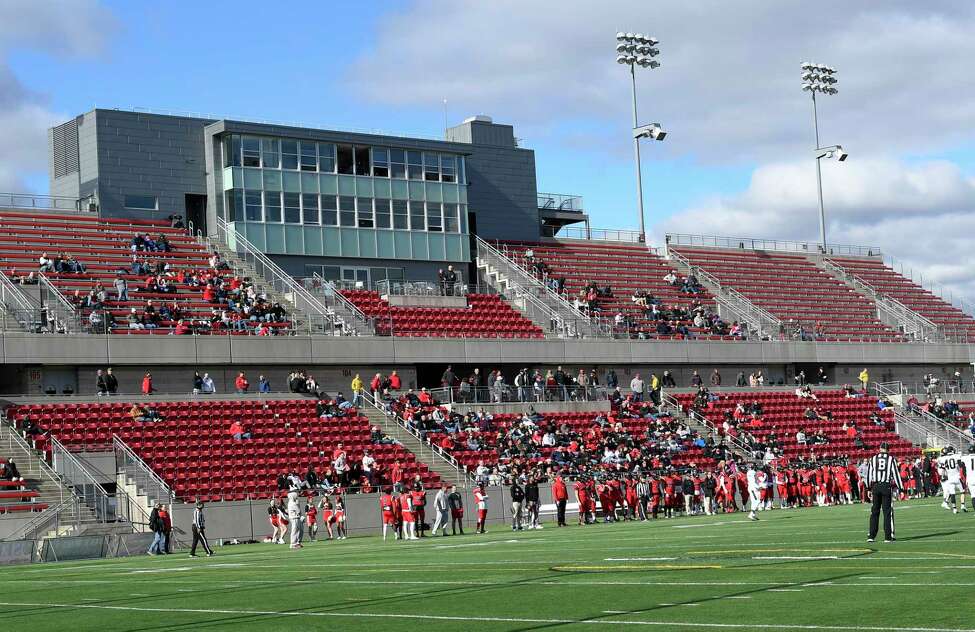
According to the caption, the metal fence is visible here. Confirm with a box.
[113,436,175,506]
[0,192,93,212]
[665,233,881,257]
[542,226,645,243]
[49,436,116,523]
[537,192,584,212]
[422,384,612,405]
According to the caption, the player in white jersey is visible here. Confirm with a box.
[959,446,975,513]
[746,463,762,521]
[937,447,966,514]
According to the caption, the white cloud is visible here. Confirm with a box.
[0,1,115,192]
[352,1,975,162]
[655,157,975,304]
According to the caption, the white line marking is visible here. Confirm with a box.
[605,558,678,561]
[129,567,192,574]
[860,577,897,579]
[604,610,630,614]
[753,556,839,560]
[768,589,803,592]
[433,539,523,549]
[725,596,752,599]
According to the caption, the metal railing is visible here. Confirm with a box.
[373,280,488,297]
[667,248,781,338]
[477,235,605,338]
[537,192,584,212]
[662,392,752,459]
[821,258,942,342]
[0,271,44,332]
[361,390,469,485]
[0,192,92,212]
[882,253,975,327]
[213,217,342,335]
[542,226,644,242]
[49,436,116,523]
[37,272,81,333]
[305,273,376,336]
[6,498,80,541]
[665,233,881,257]
[113,436,175,505]
[424,384,611,404]
[2,417,65,498]
[873,382,971,451]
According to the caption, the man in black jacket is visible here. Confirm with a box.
[510,479,525,531]
[524,476,541,529]
[102,368,119,395]
[147,503,167,555]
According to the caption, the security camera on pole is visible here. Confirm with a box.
[616,32,664,244]
[801,62,846,253]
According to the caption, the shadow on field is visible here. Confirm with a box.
[894,530,959,542]
[504,571,866,632]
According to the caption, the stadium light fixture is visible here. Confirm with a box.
[616,31,663,243]
[801,61,843,252]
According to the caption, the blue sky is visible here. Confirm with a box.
[5,0,753,230]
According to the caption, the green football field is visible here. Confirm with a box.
[1,498,973,631]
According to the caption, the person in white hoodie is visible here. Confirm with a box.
[287,491,304,549]
[431,484,450,536]
[747,463,762,521]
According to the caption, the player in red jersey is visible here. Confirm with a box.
[410,483,427,538]
[662,474,676,519]
[649,475,662,519]
[379,488,397,541]
[304,500,318,542]
[573,478,589,525]
[597,481,613,522]
[400,490,417,540]
[473,484,488,534]
[319,496,336,540]
[624,477,639,521]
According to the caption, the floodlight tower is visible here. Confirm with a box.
[616,32,663,244]
[801,62,845,253]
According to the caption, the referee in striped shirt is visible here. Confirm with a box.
[865,442,902,543]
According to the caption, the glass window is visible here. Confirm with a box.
[336,145,354,174]
[339,196,356,227]
[225,190,241,221]
[244,191,263,221]
[124,194,157,210]
[407,151,423,180]
[459,204,468,233]
[354,146,371,175]
[242,137,261,167]
[302,193,319,225]
[426,202,443,232]
[264,191,282,222]
[375,199,391,229]
[372,148,389,177]
[390,149,406,179]
[321,195,338,226]
[443,203,458,233]
[322,266,341,281]
[441,155,456,183]
[261,138,280,168]
[409,201,425,231]
[458,156,466,184]
[300,141,317,172]
[283,192,301,223]
[393,199,408,229]
[387,267,405,282]
[356,197,374,228]
[318,143,335,173]
[423,153,440,181]
[224,135,241,167]
[282,140,298,170]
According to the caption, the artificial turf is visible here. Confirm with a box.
[0,497,972,631]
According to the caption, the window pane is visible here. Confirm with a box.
[323,266,341,281]
[300,141,317,172]
[302,193,319,225]
[339,196,356,227]
[123,194,157,210]
[441,155,456,183]
[337,145,354,174]
[318,143,335,173]
[407,151,423,180]
[241,137,260,167]
[390,149,406,179]
[282,140,298,170]
[423,153,440,181]
[375,198,391,229]
[392,199,408,229]
[459,204,468,233]
[261,138,280,168]
[372,148,389,177]
[225,190,240,221]
[458,156,466,184]
[321,195,338,226]
[426,202,443,232]
[409,201,425,230]
[245,191,263,221]
[354,146,371,175]
[283,192,301,223]
[387,267,405,282]
[227,135,241,167]
[443,203,458,232]
[264,191,282,222]
[356,197,374,228]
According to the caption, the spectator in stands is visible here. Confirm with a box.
[258,375,271,393]
[143,405,164,422]
[663,271,678,286]
[127,307,145,330]
[736,372,747,387]
[129,404,148,422]
[96,369,109,396]
[630,374,645,402]
[141,371,154,395]
[38,253,54,273]
[351,373,364,407]
[362,450,376,484]
[690,370,703,387]
[443,265,458,296]
[389,370,401,392]
[710,369,722,386]
[858,368,869,392]
[230,420,252,440]
[235,372,249,394]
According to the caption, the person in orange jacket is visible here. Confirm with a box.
[551,473,568,527]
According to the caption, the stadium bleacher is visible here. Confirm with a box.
[669,247,904,342]
[0,210,290,335]
[0,458,45,514]
[339,289,545,338]
[826,256,975,342]
[497,240,740,339]
[6,400,440,502]
[673,389,917,462]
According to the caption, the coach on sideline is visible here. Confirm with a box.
[866,442,902,543]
